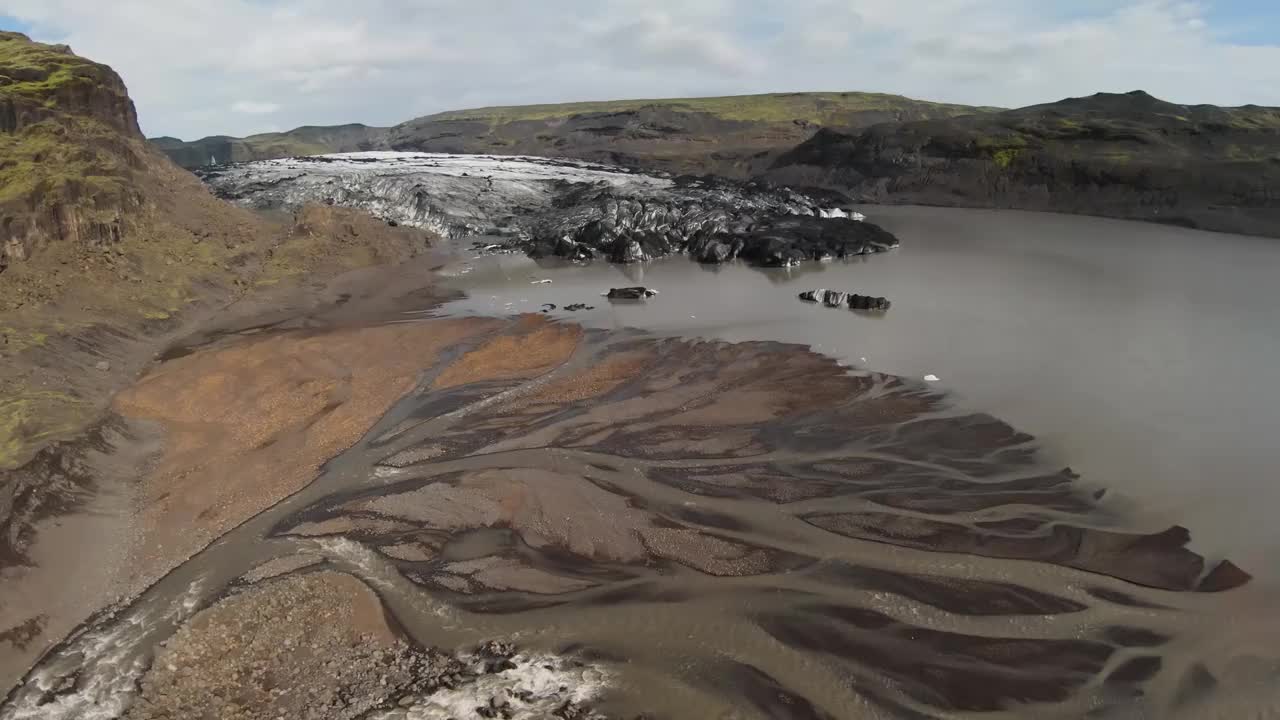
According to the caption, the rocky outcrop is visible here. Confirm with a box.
[799,289,891,311]
[605,287,657,300]
[0,31,145,275]
[0,32,139,136]
[199,153,901,267]
[766,90,1280,237]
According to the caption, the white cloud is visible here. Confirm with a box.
[232,101,281,115]
[1,0,1278,139]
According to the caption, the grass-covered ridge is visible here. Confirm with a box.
[422,91,1002,125]
[153,93,1002,169]
[153,124,388,168]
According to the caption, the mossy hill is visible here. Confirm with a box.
[0,31,433,472]
[151,124,388,169]
[152,92,998,177]
[767,90,1280,236]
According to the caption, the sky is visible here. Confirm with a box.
[2,0,1279,140]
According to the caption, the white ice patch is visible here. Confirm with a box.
[260,151,673,190]
[385,652,610,720]
[817,208,866,221]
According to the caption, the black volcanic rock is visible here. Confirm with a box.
[606,287,658,300]
[526,176,897,266]
[765,90,1280,237]
[799,289,891,311]
[729,216,900,267]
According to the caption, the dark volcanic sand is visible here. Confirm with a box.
[2,298,1277,718]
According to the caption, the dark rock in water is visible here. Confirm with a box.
[606,287,658,300]
[725,216,900,267]
[541,303,557,313]
[1197,559,1252,592]
[799,289,891,311]
[564,303,594,311]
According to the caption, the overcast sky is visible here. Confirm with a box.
[2,0,1279,140]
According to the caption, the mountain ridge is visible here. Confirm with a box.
[151,91,998,175]
[764,89,1280,236]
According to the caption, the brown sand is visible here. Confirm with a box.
[431,316,582,390]
[113,318,493,583]
[511,349,653,407]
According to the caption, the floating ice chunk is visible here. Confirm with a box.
[530,279,552,284]
[924,374,941,382]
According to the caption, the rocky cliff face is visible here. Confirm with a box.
[0,31,146,275]
[0,32,139,136]
[0,33,436,473]
[766,91,1280,237]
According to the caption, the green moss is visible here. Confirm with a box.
[0,35,107,107]
[0,326,49,353]
[0,391,89,469]
[992,148,1022,168]
[1099,151,1132,165]
[0,117,130,205]
[425,92,1000,126]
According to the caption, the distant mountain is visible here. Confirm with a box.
[152,89,1280,236]
[151,124,389,169]
[766,90,1280,236]
[151,92,998,175]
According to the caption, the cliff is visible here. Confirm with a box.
[0,30,145,275]
[0,31,434,471]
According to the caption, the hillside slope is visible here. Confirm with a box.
[153,92,996,176]
[0,31,432,471]
[151,123,388,168]
[766,90,1280,236]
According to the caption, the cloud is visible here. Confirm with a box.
[0,0,1277,139]
[232,101,281,115]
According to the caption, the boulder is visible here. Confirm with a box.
[606,287,658,300]
[798,290,891,312]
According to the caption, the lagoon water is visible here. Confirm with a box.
[441,205,1280,580]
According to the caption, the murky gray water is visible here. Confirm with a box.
[440,206,1280,580]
